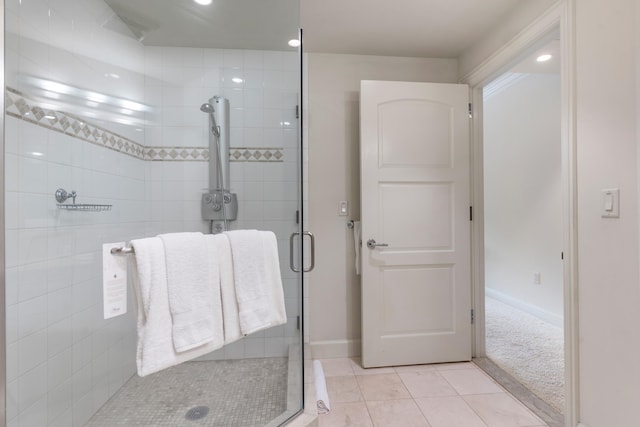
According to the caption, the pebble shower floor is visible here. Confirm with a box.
[86,358,288,426]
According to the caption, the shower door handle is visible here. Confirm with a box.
[303,232,315,272]
[289,231,315,272]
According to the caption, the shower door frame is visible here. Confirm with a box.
[0,0,6,424]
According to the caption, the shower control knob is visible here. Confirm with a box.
[203,194,213,204]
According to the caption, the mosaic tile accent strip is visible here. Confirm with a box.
[230,147,284,162]
[6,87,146,160]
[144,147,209,161]
[6,88,285,163]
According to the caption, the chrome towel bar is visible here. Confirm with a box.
[110,246,135,255]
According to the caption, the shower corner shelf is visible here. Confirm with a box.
[54,188,112,212]
[57,203,112,212]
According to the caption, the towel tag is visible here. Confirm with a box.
[103,242,128,319]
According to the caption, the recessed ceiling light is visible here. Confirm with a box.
[194,0,212,5]
[231,77,243,84]
[104,73,120,79]
[536,54,552,62]
[288,39,300,48]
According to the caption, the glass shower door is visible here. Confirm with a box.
[3,0,304,425]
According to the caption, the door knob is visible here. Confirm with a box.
[366,239,389,249]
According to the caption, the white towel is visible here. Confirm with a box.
[130,237,224,377]
[261,231,287,327]
[204,233,242,345]
[225,230,287,335]
[353,221,362,276]
[159,232,223,352]
[313,360,331,414]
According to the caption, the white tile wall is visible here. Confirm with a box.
[7,1,303,426]
[7,5,147,425]
[6,112,142,425]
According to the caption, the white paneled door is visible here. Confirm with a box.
[360,80,471,368]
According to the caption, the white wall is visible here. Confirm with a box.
[483,72,563,324]
[575,0,640,425]
[307,53,457,357]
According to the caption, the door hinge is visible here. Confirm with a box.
[470,206,473,221]
[296,315,301,330]
[296,209,300,224]
[468,103,473,118]
[296,105,300,119]
[561,251,564,260]
[471,309,475,324]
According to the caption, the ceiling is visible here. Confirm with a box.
[301,0,523,58]
[104,0,532,58]
[103,0,300,51]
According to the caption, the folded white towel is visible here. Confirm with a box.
[313,360,331,414]
[159,232,223,352]
[204,233,242,345]
[261,231,287,327]
[353,221,362,276]
[225,230,287,335]
[131,237,224,377]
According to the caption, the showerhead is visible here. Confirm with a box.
[201,102,220,138]
[200,103,215,114]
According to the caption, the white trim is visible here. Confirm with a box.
[485,288,564,328]
[462,2,562,86]
[462,2,579,427]
[469,84,486,358]
[560,1,580,426]
[309,339,361,359]
[483,72,530,101]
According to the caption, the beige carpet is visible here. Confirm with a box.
[485,297,565,413]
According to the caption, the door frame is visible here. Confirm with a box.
[460,2,578,427]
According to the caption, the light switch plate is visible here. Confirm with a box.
[339,201,348,216]
[601,188,620,218]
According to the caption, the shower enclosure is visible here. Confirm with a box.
[3,0,305,426]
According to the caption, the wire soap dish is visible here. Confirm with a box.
[55,188,112,212]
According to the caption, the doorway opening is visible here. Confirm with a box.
[482,33,565,420]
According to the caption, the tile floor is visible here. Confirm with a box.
[312,358,548,427]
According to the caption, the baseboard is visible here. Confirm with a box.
[309,339,361,359]
[486,288,563,328]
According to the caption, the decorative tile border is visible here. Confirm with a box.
[144,147,283,162]
[6,87,146,160]
[144,147,209,161]
[230,148,284,162]
[6,87,285,163]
